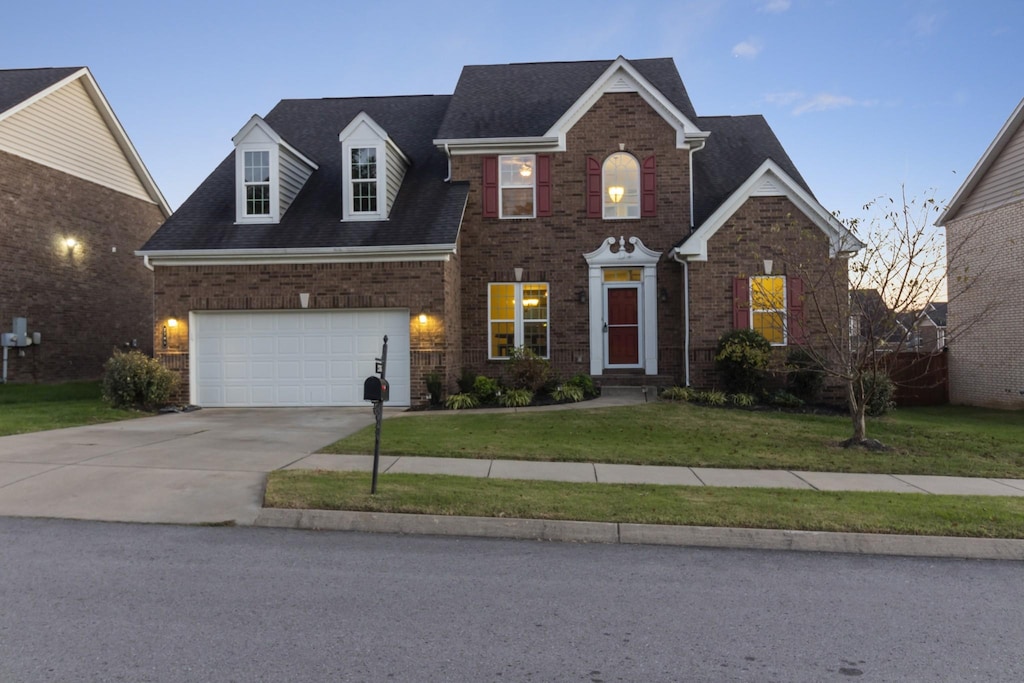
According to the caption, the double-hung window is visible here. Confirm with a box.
[499,154,536,218]
[243,150,271,216]
[488,282,549,358]
[350,146,378,214]
[750,275,787,345]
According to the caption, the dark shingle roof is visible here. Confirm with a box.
[436,58,698,140]
[140,95,468,252]
[0,67,82,116]
[691,114,811,227]
[926,301,947,327]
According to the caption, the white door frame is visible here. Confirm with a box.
[603,283,643,368]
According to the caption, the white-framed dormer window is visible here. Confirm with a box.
[349,146,380,215]
[603,152,640,219]
[339,112,410,222]
[499,154,536,218]
[243,150,271,216]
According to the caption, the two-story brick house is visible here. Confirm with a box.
[138,56,859,407]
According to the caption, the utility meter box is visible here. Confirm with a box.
[363,376,390,402]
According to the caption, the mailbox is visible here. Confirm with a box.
[363,376,389,402]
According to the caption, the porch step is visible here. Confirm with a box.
[597,385,657,403]
[596,373,676,388]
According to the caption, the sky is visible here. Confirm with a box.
[3,0,1023,229]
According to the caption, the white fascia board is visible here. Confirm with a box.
[936,96,1024,226]
[233,114,318,170]
[4,68,174,216]
[673,159,864,262]
[433,136,562,155]
[544,57,706,150]
[340,111,410,166]
[136,243,457,266]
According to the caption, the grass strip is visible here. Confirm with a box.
[323,403,1024,478]
[0,381,143,436]
[265,470,1024,539]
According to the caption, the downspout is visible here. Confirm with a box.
[443,143,452,182]
[142,254,154,271]
[683,258,690,387]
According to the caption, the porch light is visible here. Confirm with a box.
[418,313,428,325]
[64,237,78,249]
[167,318,179,328]
[519,163,533,178]
[608,185,625,203]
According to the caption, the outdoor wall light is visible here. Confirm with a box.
[763,259,774,275]
[659,288,669,303]
[64,237,78,249]
[577,290,588,304]
[418,313,428,325]
[167,318,179,328]
[607,186,625,203]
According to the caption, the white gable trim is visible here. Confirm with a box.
[937,96,1024,226]
[233,115,318,169]
[0,67,171,216]
[673,159,864,262]
[545,57,709,150]
[338,111,411,166]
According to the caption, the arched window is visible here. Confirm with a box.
[603,152,640,219]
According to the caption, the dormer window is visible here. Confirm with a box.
[244,151,271,216]
[339,112,410,222]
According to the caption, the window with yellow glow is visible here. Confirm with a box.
[603,153,640,219]
[488,282,549,358]
[750,276,787,345]
[603,268,641,282]
[499,154,535,218]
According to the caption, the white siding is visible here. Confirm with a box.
[959,122,1024,218]
[279,146,313,215]
[385,138,408,214]
[0,78,149,201]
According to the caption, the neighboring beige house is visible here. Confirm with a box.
[938,97,1024,409]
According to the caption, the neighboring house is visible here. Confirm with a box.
[0,67,169,383]
[938,97,1024,409]
[913,302,947,352]
[138,56,860,408]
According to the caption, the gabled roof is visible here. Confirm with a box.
[139,95,468,258]
[435,57,699,142]
[924,301,948,327]
[232,114,318,169]
[937,97,1024,226]
[0,66,170,216]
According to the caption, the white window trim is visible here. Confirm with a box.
[750,275,788,346]
[342,142,385,221]
[488,282,550,359]
[235,144,279,224]
[602,152,640,221]
[498,154,536,220]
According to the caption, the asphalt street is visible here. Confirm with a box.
[1,518,1022,682]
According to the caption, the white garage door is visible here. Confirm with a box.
[191,310,410,407]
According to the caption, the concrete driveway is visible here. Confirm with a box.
[0,408,380,525]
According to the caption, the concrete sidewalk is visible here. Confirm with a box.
[286,453,1024,497]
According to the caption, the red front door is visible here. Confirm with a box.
[607,287,639,365]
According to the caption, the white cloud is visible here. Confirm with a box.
[732,39,762,58]
[763,91,804,106]
[761,0,791,13]
[763,91,878,115]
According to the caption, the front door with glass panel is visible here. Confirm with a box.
[603,268,642,367]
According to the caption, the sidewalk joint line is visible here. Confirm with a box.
[689,467,706,486]
[790,471,819,490]
[890,474,931,494]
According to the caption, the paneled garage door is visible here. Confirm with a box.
[191,310,410,407]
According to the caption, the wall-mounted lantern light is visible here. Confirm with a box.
[65,237,78,249]
[418,313,428,325]
[659,288,669,303]
[167,318,179,328]
[577,290,588,304]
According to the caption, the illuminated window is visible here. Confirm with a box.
[488,282,549,358]
[499,154,535,218]
[751,276,787,345]
[603,152,640,219]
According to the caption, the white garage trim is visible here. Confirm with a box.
[189,309,410,407]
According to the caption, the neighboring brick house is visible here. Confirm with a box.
[138,56,859,407]
[0,67,170,383]
[938,97,1024,409]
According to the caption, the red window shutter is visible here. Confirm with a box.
[733,277,750,330]
[482,156,498,218]
[641,155,657,217]
[586,156,602,218]
[788,277,807,345]
[536,155,552,217]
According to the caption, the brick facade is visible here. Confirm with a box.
[945,199,1024,409]
[0,150,164,383]
[152,259,458,403]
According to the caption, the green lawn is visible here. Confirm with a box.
[265,470,1024,539]
[324,403,1024,478]
[0,381,144,436]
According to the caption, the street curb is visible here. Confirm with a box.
[253,508,1024,560]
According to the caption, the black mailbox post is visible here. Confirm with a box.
[363,376,389,402]
[365,335,389,493]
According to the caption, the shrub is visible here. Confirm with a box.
[857,370,896,417]
[567,373,599,399]
[444,393,479,410]
[472,375,500,404]
[715,329,772,394]
[660,386,695,402]
[729,393,757,408]
[499,388,534,408]
[456,368,477,394]
[425,371,443,407]
[102,349,179,410]
[697,390,727,406]
[769,389,804,408]
[786,349,824,403]
[506,347,550,391]
[551,384,584,403]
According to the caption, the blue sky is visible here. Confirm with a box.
[3,0,1023,226]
